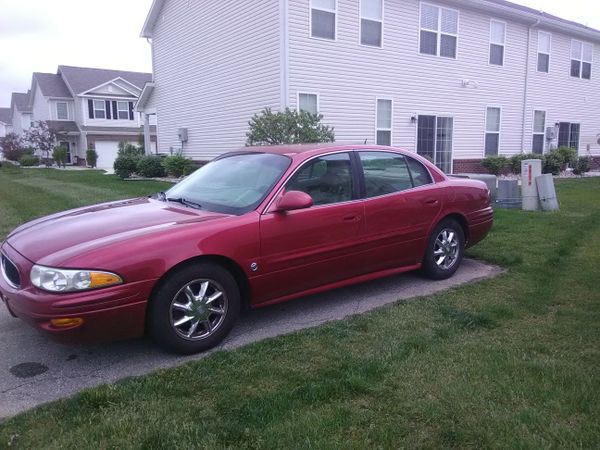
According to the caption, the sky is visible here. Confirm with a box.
[0,0,599,106]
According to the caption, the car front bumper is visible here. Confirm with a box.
[0,241,158,343]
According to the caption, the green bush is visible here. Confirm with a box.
[572,156,592,175]
[52,146,68,167]
[481,155,508,176]
[117,141,144,159]
[510,153,543,174]
[86,148,98,168]
[163,155,194,178]
[543,152,563,175]
[553,146,577,168]
[137,155,166,178]
[113,155,138,179]
[19,154,40,167]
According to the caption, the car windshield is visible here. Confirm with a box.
[165,152,291,215]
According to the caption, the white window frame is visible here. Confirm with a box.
[414,113,455,174]
[117,101,130,120]
[93,100,106,119]
[483,106,502,156]
[489,19,506,66]
[56,102,68,120]
[532,109,546,154]
[297,92,320,115]
[570,39,593,80]
[309,0,338,41]
[375,97,393,146]
[359,0,384,48]
[537,31,551,73]
[418,2,459,59]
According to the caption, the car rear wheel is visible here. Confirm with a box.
[422,219,465,280]
[149,263,240,354]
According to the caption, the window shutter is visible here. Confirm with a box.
[88,99,94,119]
[112,101,118,120]
[129,102,134,120]
[105,100,111,119]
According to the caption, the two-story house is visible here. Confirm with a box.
[137,0,600,173]
[6,66,156,168]
[9,92,32,137]
[0,108,11,138]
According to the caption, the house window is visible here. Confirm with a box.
[571,40,593,79]
[311,0,336,40]
[93,100,106,119]
[56,102,68,120]
[532,110,546,154]
[489,20,506,66]
[360,0,383,47]
[376,98,392,146]
[417,115,453,173]
[419,3,458,58]
[117,101,130,120]
[298,93,319,115]
[485,107,501,155]
[537,31,551,73]
[558,122,580,150]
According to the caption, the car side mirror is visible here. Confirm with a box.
[276,190,313,212]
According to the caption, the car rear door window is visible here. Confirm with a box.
[405,156,433,187]
[286,153,353,206]
[359,152,414,198]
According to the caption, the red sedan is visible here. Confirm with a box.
[0,145,492,354]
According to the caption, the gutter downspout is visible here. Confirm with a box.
[279,0,290,110]
[521,17,541,152]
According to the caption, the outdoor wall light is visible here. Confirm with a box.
[410,115,418,124]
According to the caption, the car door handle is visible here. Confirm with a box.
[424,199,439,205]
[343,214,361,222]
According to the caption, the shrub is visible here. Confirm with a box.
[117,141,144,159]
[572,156,592,175]
[113,155,138,179]
[52,145,68,168]
[0,133,25,161]
[86,148,98,168]
[553,146,577,168]
[163,155,194,178]
[246,108,335,146]
[542,152,563,175]
[137,155,166,177]
[510,153,543,174]
[481,155,508,176]
[19,154,40,167]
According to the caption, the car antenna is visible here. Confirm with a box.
[363,139,368,144]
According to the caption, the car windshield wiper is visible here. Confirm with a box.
[166,196,202,210]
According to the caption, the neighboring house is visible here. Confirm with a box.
[138,0,600,172]
[9,92,32,136]
[5,66,156,168]
[0,108,11,137]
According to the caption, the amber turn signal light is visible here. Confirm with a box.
[89,272,122,289]
[50,317,84,328]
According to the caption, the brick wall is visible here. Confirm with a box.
[452,159,488,174]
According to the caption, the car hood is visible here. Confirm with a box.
[6,198,229,264]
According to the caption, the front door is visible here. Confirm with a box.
[59,141,72,164]
[254,152,366,304]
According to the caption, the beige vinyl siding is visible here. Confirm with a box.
[151,0,281,159]
[288,0,529,161]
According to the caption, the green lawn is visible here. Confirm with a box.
[1,166,599,448]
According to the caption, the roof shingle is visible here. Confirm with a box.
[33,73,72,98]
[58,66,152,95]
[0,108,11,125]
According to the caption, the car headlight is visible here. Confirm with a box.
[30,265,123,293]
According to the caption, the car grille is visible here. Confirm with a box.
[1,253,21,289]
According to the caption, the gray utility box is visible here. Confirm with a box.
[496,179,521,209]
[454,173,498,201]
[536,174,559,211]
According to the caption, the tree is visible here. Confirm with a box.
[25,121,61,166]
[246,108,335,146]
[0,132,25,161]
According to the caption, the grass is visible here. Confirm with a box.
[0,165,599,448]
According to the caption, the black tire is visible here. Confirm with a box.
[148,262,240,354]
[422,218,465,280]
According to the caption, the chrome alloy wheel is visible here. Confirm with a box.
[433,228,460,270]
[170,279,228,340]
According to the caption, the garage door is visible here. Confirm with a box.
[95,141,120,169]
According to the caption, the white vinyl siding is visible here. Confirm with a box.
[360,0,383,47]
[376,98,392,145]
[311,0,337,40]
[532,110,546,154]
[419,3,458,59]
[484,107,501,155]
[570,40,593,79]
[489,20,506,66]
[298,93,319,114]
[537,31,551,73]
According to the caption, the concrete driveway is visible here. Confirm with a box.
[0,259,501,419]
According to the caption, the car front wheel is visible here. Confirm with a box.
[422,219,465,280]
[149,263,240,354]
